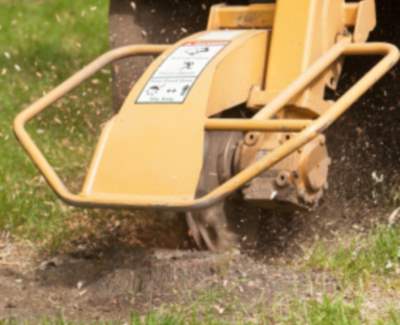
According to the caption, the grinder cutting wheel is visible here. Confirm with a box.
[15,0,399,252]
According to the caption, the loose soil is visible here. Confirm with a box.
[0,241,335,322]
[0,201,394,322]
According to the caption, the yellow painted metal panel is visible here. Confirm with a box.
[207,2,364,31]
[83,31,268,199]
[354,0,376,42]
[207,32,268,116]
[266,0,313,93]
[207,4,276,30]
[249,0,347,115]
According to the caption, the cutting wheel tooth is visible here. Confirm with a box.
[198,226,218,252]
[186,212,204,249]
[185,204,237,252]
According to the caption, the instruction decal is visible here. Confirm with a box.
[136,41,228,104]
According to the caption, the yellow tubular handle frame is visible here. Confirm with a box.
[14,43,399,211]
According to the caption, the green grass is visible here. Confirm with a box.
[307,225,400,282]
[1,297,400,325]
[279,296,364,325]
[0,0,111,244]
[278,296,400,325]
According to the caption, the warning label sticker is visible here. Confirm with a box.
[136,42,228,104]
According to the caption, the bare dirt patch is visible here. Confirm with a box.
[0,236,337,322]
[0,202,392,322]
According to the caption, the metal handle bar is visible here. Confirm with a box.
[14,43,399,211]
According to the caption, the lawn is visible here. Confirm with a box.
[0,0,111,244]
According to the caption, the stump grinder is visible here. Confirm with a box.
[14,0,399,251]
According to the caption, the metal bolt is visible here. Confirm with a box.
[276,171,290,187]
[244,132,259,146]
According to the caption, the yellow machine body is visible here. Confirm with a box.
[14,0,399,211]
[83,31,268,201]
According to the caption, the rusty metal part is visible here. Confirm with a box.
[239,131,330,209]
